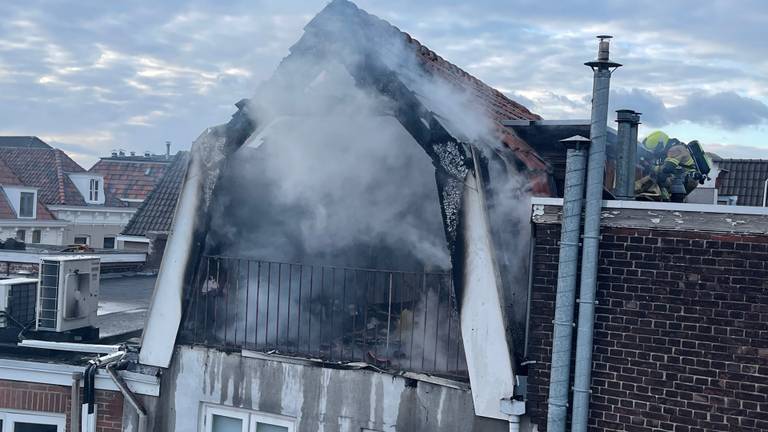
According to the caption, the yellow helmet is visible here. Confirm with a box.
[642,131,669,152]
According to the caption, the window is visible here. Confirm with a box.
[74,236,89,245]
[201,405,293,432]
[103,237,116,249]
[31,230,41,244]
[89,178,99,202]
[15,230,25,242]
[19,192,34,218]
[0,410,65,432]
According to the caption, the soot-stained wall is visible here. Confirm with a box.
[161,345,508,432]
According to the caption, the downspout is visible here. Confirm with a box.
[572,36,621,432]
[546,135,590,432]
[762,178,768,207]
[106,363,148,432]
[71,372,82,432]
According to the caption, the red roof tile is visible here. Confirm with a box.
[305,1,552,194]
[0,147,86,205]
[0,194,15,219]
[0,157,22,186]
[89,158,171,207]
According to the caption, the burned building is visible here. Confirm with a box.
[130,2,768,432]
[138,0,551,431]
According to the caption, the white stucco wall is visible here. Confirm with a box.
[162,346,512,432]
[0,225,65,244]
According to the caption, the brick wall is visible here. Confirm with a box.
[527,223,768,432]
[0,379,123,432]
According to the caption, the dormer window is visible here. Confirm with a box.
[67,173,105,205]
[89,178,100,201]
[19,191,35,218]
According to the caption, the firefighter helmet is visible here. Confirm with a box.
[642,131,670,153]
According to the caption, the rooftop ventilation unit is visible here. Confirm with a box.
[0,278,38,329]
[36,256,100,333]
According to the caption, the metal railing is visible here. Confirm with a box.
[180,256,467,378]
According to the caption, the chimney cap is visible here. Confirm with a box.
[616,109,642,124]
[560,134,591,150]
[585,35,622,69]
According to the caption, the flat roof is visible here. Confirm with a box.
[531,197,768,233]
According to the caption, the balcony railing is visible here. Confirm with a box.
[180,256,468,379]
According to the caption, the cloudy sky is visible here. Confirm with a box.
[1,0,766,167]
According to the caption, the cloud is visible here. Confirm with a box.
[610,88,668,126]
[609,88,768,131]
[0,0,766,161]
[669,91,768,130]
[706,143,768,160]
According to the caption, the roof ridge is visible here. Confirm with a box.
[53,149,67,204]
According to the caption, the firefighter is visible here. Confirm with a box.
[635,131,703,202]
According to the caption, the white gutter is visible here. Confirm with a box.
[0,251,146,264]
[0,220,69,227]
[531,196,768,216]
[18,339,122,354]
[47,205,138,213]
[0,359,159,396]
[117,235,151,244]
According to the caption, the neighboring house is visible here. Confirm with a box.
[715,158,768,206]
[118,152,190,263]
[0,137,85,245]
[88,149,173,209]
[0,156,69,244]
[0,137,176,249]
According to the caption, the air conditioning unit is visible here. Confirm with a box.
[0,278,38,329]
[36,256,100,333]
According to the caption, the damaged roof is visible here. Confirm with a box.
[121,152,190,236]
[298,0,550,185]
[717,159,768,206]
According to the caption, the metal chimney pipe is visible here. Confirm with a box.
[572,36,621,432]
[614,109,641,199]
[546,135,590,432]
[628,111,641,196]
[165,141,171,159]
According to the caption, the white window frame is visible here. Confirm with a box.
[18,191,36,219]
[200,404,295,432]
[73,235,90,245]
[103,236,116,249]
[89,178,100,202]
[0,409,66,431]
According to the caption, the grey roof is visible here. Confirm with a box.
[0,136,53,149]
[121,151,190,236]
[717,159,768,206]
